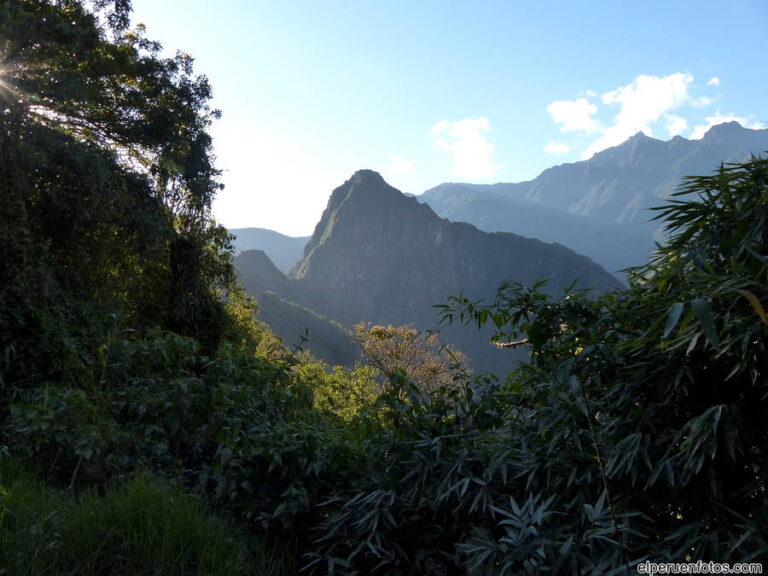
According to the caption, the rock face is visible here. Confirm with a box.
[421,122,768,274]
[293,169,620,324]
[283,170,623,374]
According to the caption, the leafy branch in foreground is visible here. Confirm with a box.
[435,156,768,567]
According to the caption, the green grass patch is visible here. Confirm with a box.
[0,461,283,576]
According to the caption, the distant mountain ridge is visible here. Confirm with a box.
[228,227,308,274]
[420,122,768,273]
[238,170,622,375]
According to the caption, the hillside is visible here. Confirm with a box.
[291,170,621,325]
[234,249,358,365]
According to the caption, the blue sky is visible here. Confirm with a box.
[131,0,767,236]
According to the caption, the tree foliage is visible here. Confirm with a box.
[353,322,468,391]
[0,0,235,377]
[296,360,380,424]
[436,156,768,568]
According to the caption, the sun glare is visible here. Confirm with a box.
[0,67,13,100]
[0,62,27,107]
[0,47,21,102]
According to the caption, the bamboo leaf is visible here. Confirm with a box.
[691,298,719,347]
[663,302,685,339]
[736,289,768,325]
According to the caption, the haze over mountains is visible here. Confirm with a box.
[232,122,768,277]
[236,170,621,374]
[228,227,308,274]
[422,122,768,273]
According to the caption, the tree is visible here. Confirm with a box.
[295,360,380,424]
[0,0,234,359]
[0,0,221,224]
[353,323,468,393]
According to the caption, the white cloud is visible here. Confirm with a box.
[390,155,414,174]
[546,98,600,133]
[665,114,688,137]
[690,111,763,139]
[691,96,715,108]
[601,72,692,131]
[544,140,570,155]
[432,117,500,180]
[581,72,693,158]
[548,72,761,161]
[430,120,449,136]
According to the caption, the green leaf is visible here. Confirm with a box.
[663,302,685,339]
[691,298,719,347]
[736,289,768,325]
[686,331,701,355]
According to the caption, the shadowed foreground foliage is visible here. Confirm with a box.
[0,464,276,576]
[435,156,768,570]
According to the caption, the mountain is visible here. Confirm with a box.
[233,249,358,366]
[274,170,623,375]
[420,122,768,274]
[419,184,646,276]
[228,227,308,274]
[292,169,621,322]
[235,249,289,296]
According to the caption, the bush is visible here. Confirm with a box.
[0,462,279,576]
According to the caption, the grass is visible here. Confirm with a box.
[0,460,286,576]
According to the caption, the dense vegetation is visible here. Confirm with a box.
[1,1,766,574]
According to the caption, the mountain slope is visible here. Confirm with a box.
[235,249,289,296]
[285,170,622,374]
[420,122,768,273]
[234,249,358,366]
[419,183,647,274]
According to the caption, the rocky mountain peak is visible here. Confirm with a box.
[629,131,651,141]
[349,168,386,185]
[325,169,395,209]
[300,171,619,309]
[702,120,752,143]
[294,169,439,279]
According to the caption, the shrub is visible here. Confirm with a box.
[0,462,278,576]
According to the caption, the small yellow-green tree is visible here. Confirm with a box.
[353,323,468,393]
